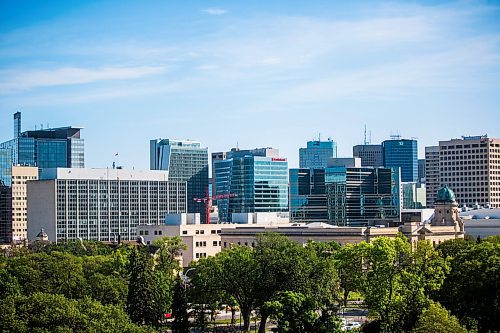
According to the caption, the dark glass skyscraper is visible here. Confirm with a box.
[213,148,288,222]
[382,138,418,182]
[290,166,401,226]
[150,139,209,223]
[289,168,328,223]
[299,139,337,169]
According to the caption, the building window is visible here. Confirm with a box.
[182,230,187,235]
[213,241,218,246]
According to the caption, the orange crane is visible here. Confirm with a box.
[193,188,237,224]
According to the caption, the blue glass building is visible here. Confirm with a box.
[299,139,337,169]
[213,148,288,222]
[0,148,12,186]
[290,166,401,226]
[150,139,209,222]
[0,113,85,181]
[382,138,418,182]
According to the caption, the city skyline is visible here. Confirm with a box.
[1,0,500,169]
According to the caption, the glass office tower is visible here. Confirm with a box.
[299,139,337,169]
[382,138,418,182]
[289,168,328,223]
[0,148,12,186]
[290,166,401,226]
[325,166,401,226]
[150,139,209,222]
[213,148,288,222]
[0,113,84,170]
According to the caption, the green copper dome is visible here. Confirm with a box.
[436,185,456,203]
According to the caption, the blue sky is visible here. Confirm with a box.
[1,0,499,170]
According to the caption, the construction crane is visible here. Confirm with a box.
[193,189,237,224]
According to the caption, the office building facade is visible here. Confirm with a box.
[436,136,500,208]
[0,148,12,186]
[299,139,337,169]
[382,138,418,182]
[425,146,440,208]
[213,148,288,222]
[27,168,187,242]
[352,144,383,168]
[150,139,209,222]
[9,166,38,242]
[290,165,401,226]
[289,168,328,223]
[325,166,401,226]
[0,112,84,175]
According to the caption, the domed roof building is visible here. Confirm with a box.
[430,185,463,229]
[436,185,456,203]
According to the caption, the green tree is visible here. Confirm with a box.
[0,292,155,333]
[265,291,318,333]
[412,302,467,333]
[153,236,186,273]
[360,236,449,332]
[192,245,259,331]
[437,241,500,332]
[255,234,340,333]
[335,243,366,306]
[126,248,163,327]
[0,268,20,298]
[171,277,190,333]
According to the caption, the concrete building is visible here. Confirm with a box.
[425,146,440,208]
[436,135,500,208]
[10,166,38,242]
[150,138,209,222]
[213,148,288,222]
[137,212,289,267]
[299,139,337,169]
[353,144,383,168]
[27,168,186,243]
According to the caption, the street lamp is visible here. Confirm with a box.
[179,267,196,287]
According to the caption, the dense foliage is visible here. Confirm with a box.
[0,234,498,333]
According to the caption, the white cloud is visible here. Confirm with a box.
[0,66,167,93]
[202,8,227,15]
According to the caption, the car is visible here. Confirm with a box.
[343,321,362,331]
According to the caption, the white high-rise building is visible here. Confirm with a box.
[27,168,187,242]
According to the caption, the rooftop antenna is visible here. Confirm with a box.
[364,125,368,145]
[369,130,372,144]
[318,133,321,141]
[40,124,43,130]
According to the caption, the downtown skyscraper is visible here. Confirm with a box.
[150,138,209,222]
